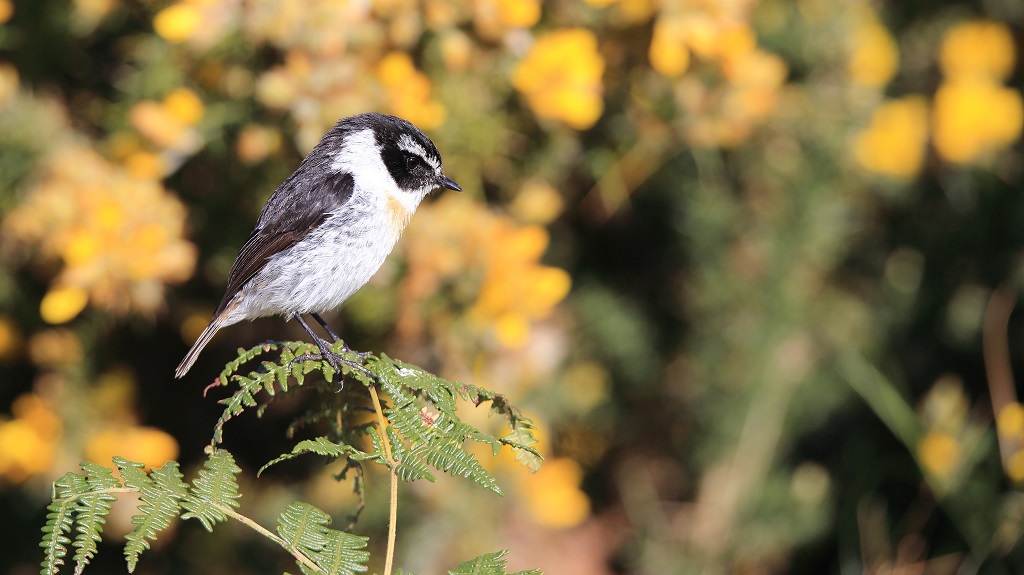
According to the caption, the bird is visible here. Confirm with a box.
[175,112,461,379]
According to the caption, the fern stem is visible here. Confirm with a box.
[368,384,398,575]
[216,503,323,574]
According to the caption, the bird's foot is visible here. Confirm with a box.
[290,347,376,390]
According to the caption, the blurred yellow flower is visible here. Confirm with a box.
[40,285,90,325]
[649,17,691,78]
[130,89,204,153]
[0,393,62,483]
[854,96,929,178]
[85,425,179,470]
[400,195,571,350]
[2,142,197,317]
[940,20,1015,81]
[0,0,11,24]
[28,329,83,368]
[848,20,899,88]
[0,62,18,108]
[917,429,961,478]
[512,29,605,130]
[469,224,571,348]
[163,87,204,125]
[518,457,590,528]
[154,2,201,43]
[509,180,564,225]
[997,403,1024,440]
[932,77,1023,164]
[236,124,284,164]
[73,0,117,30]
[376,51,447,131]
[1006,451,1024,483]
[497,0,540,28]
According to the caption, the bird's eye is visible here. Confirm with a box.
[405,154,423,172]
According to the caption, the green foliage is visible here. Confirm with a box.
[448,550,542,575]
[114,458,188,572]
[277,501,369,575]
[179,448,242,531]
[37,344,542,575]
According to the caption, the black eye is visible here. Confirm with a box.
[405,154,424,172]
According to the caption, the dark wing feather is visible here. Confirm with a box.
[213,167,355,315]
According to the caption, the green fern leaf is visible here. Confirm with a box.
[276,501,369,575]
[116,458,188,572]
[181,449,242,531]
[449,550,541,575]
[259,437,366,476]
[385,427,435,483]
[71,462,120,574]
[40,472,89,575]
[500,427,543,473]
[383,392,500,493]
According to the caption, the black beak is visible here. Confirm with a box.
[439,176,462,192]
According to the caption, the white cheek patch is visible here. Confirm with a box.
[330,128,401,195]
[397,133,439,171]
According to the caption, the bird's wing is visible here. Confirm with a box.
[213,168,355,315]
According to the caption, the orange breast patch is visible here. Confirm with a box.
[385,193,412,236]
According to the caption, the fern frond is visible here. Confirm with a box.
[180,449,242,531]
[499,427,543,474]
[40,473,89,575]
[384,427,435,483]
[259,437,366,476]
[72,462,121,574]
[115,458,188,572]
[380,380,500,493]
[449,550,541,575]
[276,501,369,575]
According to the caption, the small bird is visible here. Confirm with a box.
[175,113,461,378]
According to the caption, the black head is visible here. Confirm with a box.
[349,113,461,197]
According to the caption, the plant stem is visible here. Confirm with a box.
[368,383,398,575]
[219,503,323,574]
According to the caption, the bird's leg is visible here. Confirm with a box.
[291,314,374,384]
[310,312,372,361]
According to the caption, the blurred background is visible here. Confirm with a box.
[1,0,1024,573]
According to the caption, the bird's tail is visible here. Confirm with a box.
[175,317,223,378]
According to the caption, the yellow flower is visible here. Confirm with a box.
[130,94,204,153]
[932,77,1023,164]
[85,426,179,470]
[40,286,90,325]
[154,2,201,43]
[854,96,929,178]
[1006,450,1024,483]
[848,21,899,88]
[509,180,564,225]
[236,124,283,164]
[940,20,1016,81]
[649,17,691,78]
[2,142,197,317]
[400,195,571,350]
[917,429,960,478]
[997,403,1024,440]
[0,394,61,483]
[163,87,204,125]
[376,52,447,130]
[0,0,11,24]
[28,329,83,368]
[519,457,590,528]
[0,62,18,108]
[497,0,540,28]
[512,29,605,130]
